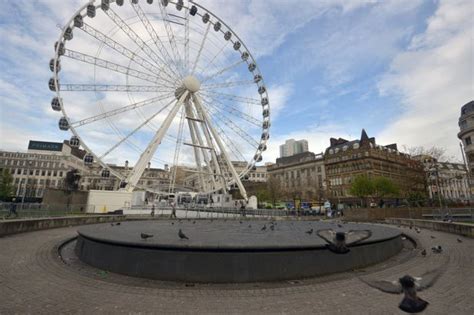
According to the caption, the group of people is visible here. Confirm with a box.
[149,200,177,218]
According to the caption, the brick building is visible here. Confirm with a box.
[324,129,426,205]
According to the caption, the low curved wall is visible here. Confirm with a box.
[0,215,126,237]
[75,232,402,283]
[386,218,473,238]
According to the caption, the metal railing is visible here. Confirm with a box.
[421,207,474,222]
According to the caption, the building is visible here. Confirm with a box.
[324,129,426,205]
[183,161,268,192]
[413,155,470,204]
[458,100,474,171]
[279,139,309,157]
[81,162,170,192]
[267,151,326,201]
[0,140,88,200]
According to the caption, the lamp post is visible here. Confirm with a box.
[21,160,33,207]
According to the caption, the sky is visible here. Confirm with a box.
[0,0,472,167]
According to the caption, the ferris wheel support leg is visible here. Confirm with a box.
[192,94,249,201]
[193,99,226,194]
[185,102,206,192]
[123,91,189,192]
[190,118,217,192]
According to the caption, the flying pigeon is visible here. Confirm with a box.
[316,229,372,254]
[178,229,189,240]
[361,268,444,313]
[306,228,314,235]
[141,233,154,240]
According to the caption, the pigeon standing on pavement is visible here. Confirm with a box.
[430,236,436,239]
[270,224,275,231]
[316,229,372,254]
[421,249,427,257]
[431,245,442,253]
[361,268,444,314]
[306,228,314,235]
[141,233,154,240]
[178,229,189,240]
[261,224,267,231]
[457,238,462,243]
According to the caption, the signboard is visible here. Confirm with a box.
[28,140,63,152]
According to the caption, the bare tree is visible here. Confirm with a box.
[402,145,457,162]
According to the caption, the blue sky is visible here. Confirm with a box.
[0,0,472,166]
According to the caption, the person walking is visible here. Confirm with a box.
[7,198,18,218]
[170,201,177,218]
[151,204,155,217]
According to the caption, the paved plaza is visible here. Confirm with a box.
[0,221,473,314]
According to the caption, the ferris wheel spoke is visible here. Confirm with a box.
[63,49,174,87]
[190,18,211,76]
[59,83,171,92]
[184,3,190,72]
[200,98,260,148]
[200,60,246,85]
[203,96,260,128]
[157,1,185,76]
[103,8,179,83]
[201,79,255,90]
[70,93,174,128]
[99,97,176,160]
[208,115,247,162]
[200,90,261,105]
[79,22,176,85]
[198,41,230,79]
[130,2,183,79]
[169,108,187,193]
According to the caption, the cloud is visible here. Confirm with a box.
[376,0,473,158]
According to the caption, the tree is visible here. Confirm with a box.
[266,176,282,207]
[349,175,374,206]
[0,169,14,201]
[372,177,399,199]
[64,169,81,191]
[402,145,457,163]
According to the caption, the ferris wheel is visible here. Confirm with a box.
[49,0,270,200]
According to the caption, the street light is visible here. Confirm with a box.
[21,160,33,206]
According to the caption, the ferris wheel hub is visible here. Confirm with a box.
[183,75,201,92]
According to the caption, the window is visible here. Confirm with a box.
[41,170,46,176]
[465,136,472,145]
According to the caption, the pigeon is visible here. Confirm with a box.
[306,228,314,235]
[248,224,252,228]
[171,222,175,225]
[361,267,444,314]
[430,236,436,239]
[141,233,154,240]
[457,238,462,243]
[421,249,427,257]
[337,224,343,228]
[317,229,372,254]
[192,221,196,224]
[415,228,421,234]
[270,224,275,231]
[110,222,121,226]
[431,246,442,254]
[178,229,189,240]
[261,224,267,231]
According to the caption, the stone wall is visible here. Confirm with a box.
[385,218,473,238]
[42,188,89,211]
[0,215,125,237]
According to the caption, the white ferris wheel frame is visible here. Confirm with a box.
[50,0,271,201]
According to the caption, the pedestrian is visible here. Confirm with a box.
[151,204,155,217]
[170,201,177,218]
[7,198,18,218]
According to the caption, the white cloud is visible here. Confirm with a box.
[377,0,473,159]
